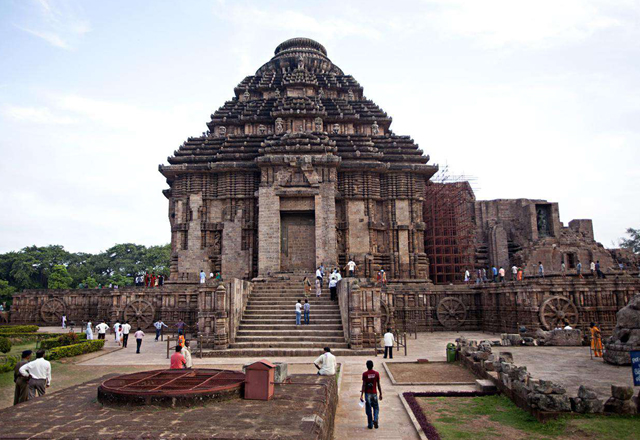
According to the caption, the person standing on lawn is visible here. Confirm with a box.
[383,328,394,359]
[19,349,51,400]
[14,350,32,405]
[134,327,145,354]
[360,360,382,429]
[121,321,132,348]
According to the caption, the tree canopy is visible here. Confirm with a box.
[619,228,640,254]
[0,243,170,295]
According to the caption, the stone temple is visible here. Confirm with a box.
[160,37,436,282]
[10,38,640,357]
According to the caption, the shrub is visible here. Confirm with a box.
[45,340,105,361]
[0,325,39,334]
[40,332,86,350]
[0,336,11,353]
[0,354,18,374]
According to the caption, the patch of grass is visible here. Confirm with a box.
[567,415,640,440]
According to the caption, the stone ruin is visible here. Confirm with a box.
[604,293,640,365]
[534,328,582,346]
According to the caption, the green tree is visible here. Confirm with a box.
[108,273,132,287]
[84,276,98,288]
[0,279,16,307]
[620,228,640,254]
[48,265,73,289]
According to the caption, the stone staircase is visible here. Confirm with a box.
[204,274,371,357]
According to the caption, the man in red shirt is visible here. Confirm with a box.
[170,346,186,369]
[360,360,382,429]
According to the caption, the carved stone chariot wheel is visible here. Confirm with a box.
[539,296,578,330]
[40,298,66,324]
[123,300,155,329]
[436,297,468,329]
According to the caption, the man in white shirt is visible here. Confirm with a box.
[96,321,109,340]
[199,270,206,284]
[329,274,338,301]
[121,321,132,348]
[295,300,302,326]
[511,265,518,281]
[316,267,323,287]
[345,260,357,277]
[183,340,193,368]
[19,349,51,399]
[154,320,168,341]
[383,328,395,359]
[134,327,145,354]
[314,347,337,376]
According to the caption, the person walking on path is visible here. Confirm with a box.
[303,299,310,325]
[85,321,93,340]
[96,321,109,340]
[517,267,523,281]
[134,327,145,354]
[303,276,312,298]
[19,349,51,400]
[360,360,383,429]
[199,270,206,284]
[589,322,603,357]
[115,322,123,346]
[121,321,132,348]
[170,346,187,369]
[61,314,66,329]
[499,267,505,282]
[590,261,596,277]
[482,268,487,282]
[345,259,357,277]
[154,320,168,341]
[464,269,470,283]
[314,347,336,376]
[14,350,32,405]
[114,321,121,343]
[577,261,584,279]
[596,260,604,279]
[538,262,544,278]
[315,278,322,297]
[175,319,186,335]
[511,265,518,281]
[492,266,498,282]
[183,340,193,368]
[329,274,338,301]
[383,329,394,359]
[295,300,302,326]
[561,262,566,277]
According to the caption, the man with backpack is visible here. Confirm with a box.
[360,360,383,429]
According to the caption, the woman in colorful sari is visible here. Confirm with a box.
[303,277,312,298]
[590,322,603,357]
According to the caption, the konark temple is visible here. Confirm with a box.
[9,38,640,362]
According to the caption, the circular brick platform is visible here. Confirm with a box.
[98,368,245,407]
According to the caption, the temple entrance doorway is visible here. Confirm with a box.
[280,212,315,272]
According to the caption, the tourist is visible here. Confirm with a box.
[517,267,523,281]
[538,262,544,278]
[215,272,222,281]
[295,299,302,326]
[209,271,215,280]
[150,273,157,288]
[175,319,186,335]
[590,261,596,277]
[121,321,132,348]
[476,269,482,285]
[329,273,338,301]
[170,346,187,369]
[383,328,394,359]
[13,350,32,405]
[577,261,583,279]
[316,266,323,287]
[346,259,357,277]
[144,272,150,287]
[589,322,603,357]
[154,319,168,341]
[360,360,382,430]
[498,267,505,282]
[563,320,573,330]
[595,260,603,279]
[199,270,206,284]
[320,263,326,280]
[315,278,322,297]
[464,269,470,283]
[96,321,109,340]
[303,276,312,297]
[61,314,66,329]
[183,340,193,368]
[159,274,164,286]
[114,321,121,344]
[19,349,51,400]
[377,269,387,286]
[134,327,144,354]
[482,268,488,282]
[491,266,497,282]
[314,347,336,376]
[178,332,185,348]
[304,299,310,325]
[85,320,94,340]
[511,265,518,281]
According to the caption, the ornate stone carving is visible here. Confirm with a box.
[258,124,267,135]
[218,126,227,136]
[274,89,281,98]
[275,118,284,134]
[347,89,355,100]
[243,90,250,101]
[332,123,340,134]
[318,87,324,98]
[372,120,379,135]
[314,117,323,132]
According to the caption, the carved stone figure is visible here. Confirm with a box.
[297,55,305,70]
[314,117,323,132]
[243,90,250,101]
[372,120,379,135]
[332,123,340,134]
[318,87,324,98]
[604,294,640,365]
[218,126,227,136]
[275,118,284,134]
[348,89,355,100]
[258,124,267,135]
[274,89,281,98]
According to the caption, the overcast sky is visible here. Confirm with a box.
[1,0,639,254]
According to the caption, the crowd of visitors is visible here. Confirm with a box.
[465,259,613,284]
[135,273,165,287]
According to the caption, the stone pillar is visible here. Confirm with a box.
[395,200,411,278]
[349,283,363,349]
[258,186,281,276]
[315,182,338,268]
[213,284,229,349]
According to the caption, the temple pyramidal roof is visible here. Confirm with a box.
[160,37,436,179]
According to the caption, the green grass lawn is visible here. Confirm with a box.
[417,395,640,440]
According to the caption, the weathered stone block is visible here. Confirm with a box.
[528,393,571,412]
[611,385,634,401]
[534,380,566,395]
